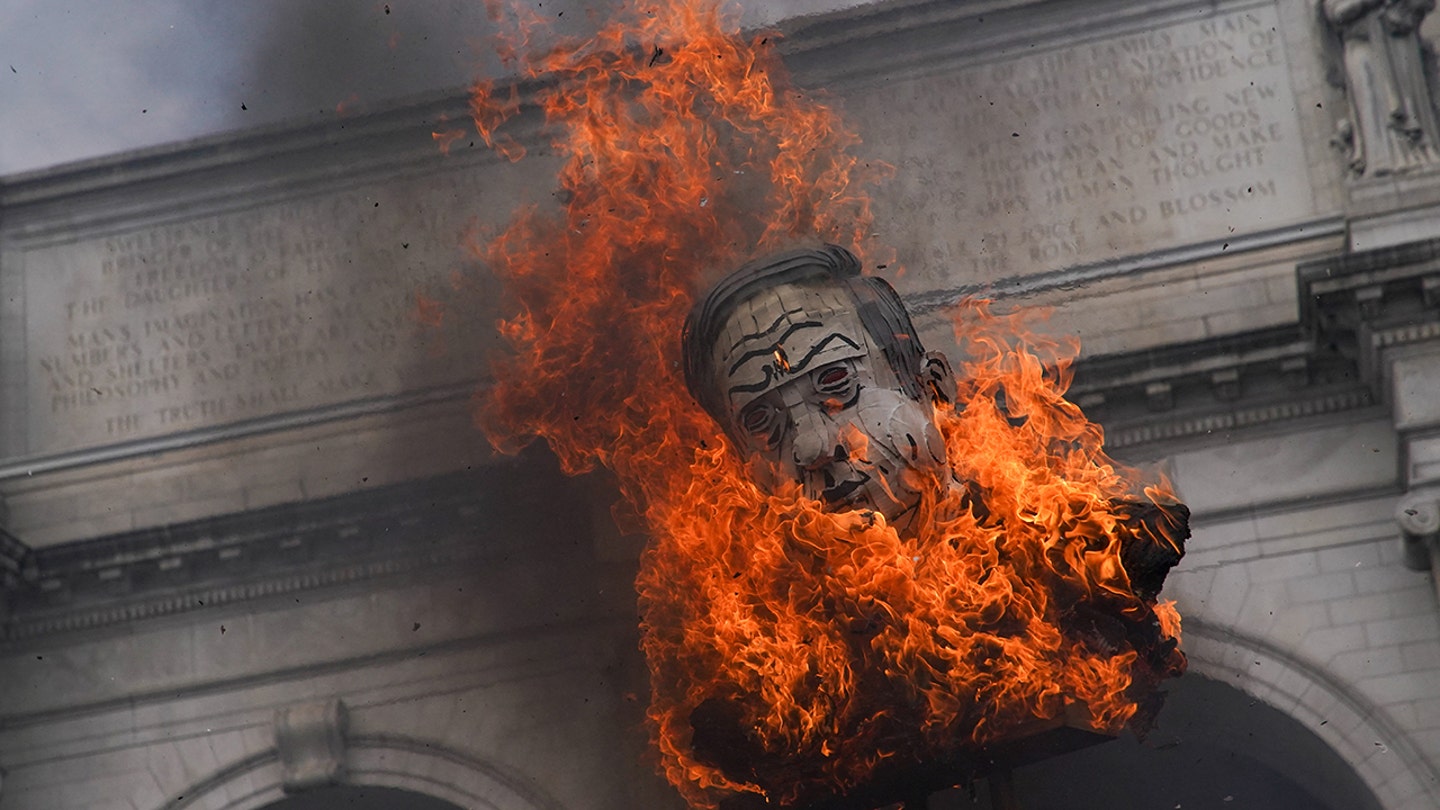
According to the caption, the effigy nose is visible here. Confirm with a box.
[791,409,842,471]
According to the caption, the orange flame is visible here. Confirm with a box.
[335,92,363,117]
[772,345,791,374]
[431,126,467,156]
[456,1,1183,806]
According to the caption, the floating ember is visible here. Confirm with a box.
[448,1,1187,807]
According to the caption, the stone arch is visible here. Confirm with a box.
[165,735,567,810]
[1184,618,1440,810]
[260,786,466,809]
[166,750,285,810]
[344,735,568,810]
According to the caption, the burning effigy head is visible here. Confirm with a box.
[670,246,1190,807]
[683,244,954,529]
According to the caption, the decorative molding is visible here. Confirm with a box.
[904,220,1348,315]
[1293,237,1440,592]
[1069,237,1440,453]
[1100,389,1376,449]
[276,699,350,792]
[779,0,1265,90]
[1372,320,1440,349]
[347,735,570,810]
[0,381,477,483]
[0,460,576,644]
[0,87,526,248]
[0,527,32,592]
[1070,327,1374,451]
[1395,491,1440,603]
[166,750,282,810]
[0,527,33,629]
[1396,490,1440,539]
[160,733,570,810]
[6,546,467,642]
[1299,237,1440,334]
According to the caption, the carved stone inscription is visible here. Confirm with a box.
[21,167,506,456]
[850,2,1315,291]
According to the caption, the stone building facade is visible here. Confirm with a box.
[1,0,1439,808]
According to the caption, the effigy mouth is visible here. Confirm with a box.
[820,475,870,507]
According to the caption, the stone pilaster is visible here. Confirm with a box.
[1301,240,1440,601]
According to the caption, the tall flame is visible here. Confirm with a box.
[454,1,1184,806]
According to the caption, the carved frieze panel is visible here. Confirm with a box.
[836,1,1321,294]
[4,166,511,462]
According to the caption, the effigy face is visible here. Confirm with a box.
[683,245,954,528]
[710,280,948,522]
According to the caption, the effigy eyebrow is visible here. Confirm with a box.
[725,365,776,400]
[727,306,810,353]
[780,332,861,376]
[725,320,826,375]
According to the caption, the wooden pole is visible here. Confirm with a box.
[988,768,1020,810]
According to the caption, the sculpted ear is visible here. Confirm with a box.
[920,350,956,406]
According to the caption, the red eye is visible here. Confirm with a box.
[815,365,850,391]
[742,404,775,434]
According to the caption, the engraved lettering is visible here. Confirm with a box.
[848,3,1312,288]
[24,169,497,452]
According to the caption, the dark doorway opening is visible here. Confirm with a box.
[936,674,1382,810]
[261,786,466,810]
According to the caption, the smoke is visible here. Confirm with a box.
[237,0,514,124]
[234,0,874,122]
[0,0,255,175]
[0,0,874,176]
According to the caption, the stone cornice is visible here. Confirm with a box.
[1300,238,1440,378]
[0,456,577,645]
[1072,328,1378,452]
[778,0,1256,89]
[0,383,481,484]
[905,220,1349,316]
[0,527,33,614]
[0,86,487,213]
[0,82,557,248]
[1073,238,1440,453]
[1097,389,1378,450]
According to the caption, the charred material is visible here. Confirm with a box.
[1115,500,1189,602]
[688,496,1190,808]
[702,704,1114,810]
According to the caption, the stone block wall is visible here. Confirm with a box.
[1162,421,1440,809]
[0,468,678,810]
[5,0,1440,808]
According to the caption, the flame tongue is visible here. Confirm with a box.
[462,1,1185,807]
[474,0,886,479]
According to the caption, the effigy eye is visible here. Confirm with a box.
[814,364,851,392]
[740,402,779,442]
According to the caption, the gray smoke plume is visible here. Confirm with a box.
[0,0,872,176]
